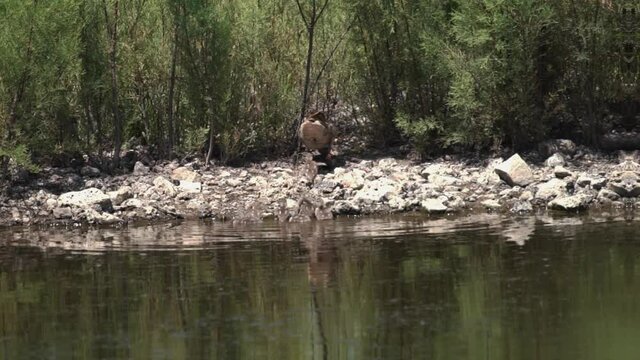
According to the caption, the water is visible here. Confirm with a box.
[1,214,640,359]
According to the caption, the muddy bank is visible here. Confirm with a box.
[0,140,638,228]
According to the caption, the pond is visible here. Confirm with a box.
[1,214,640,359]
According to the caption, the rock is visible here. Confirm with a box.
[177,181,202,193]
[511,201,533,213]
[133,161,150,175]
[494,154,534,187]
[171,167,200,182]
[535,179,568,201]
[120,198,144,210]
[335,169,366,190]
[592,177,607,190]
[331,201,361,215]
[538,139,577,157]
[314,206,334,220]
[80,166,101,178]
[353,178,400,203]
[152,176,177,197]
[519,191,534,202]
[576,174,592,187]
[598,189,621,202]
[52,207,73,219]
[608,171,640,198]
[421,199,447,213]
[548,193,593,211]
[59,188,113,211]
[316,179,338,193]
[481,199,502,210]
[85,208,123,225]
[108,186,133,206]
[545,153,566,167]
[428,174,459,188]
[554,166,572,179]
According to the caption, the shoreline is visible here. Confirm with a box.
[0,141,637,229]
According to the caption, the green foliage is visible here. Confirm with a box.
[0,144,39,172]
[0,0,634,162]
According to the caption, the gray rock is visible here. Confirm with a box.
[354,178,400,203]
[511,201,533,213]
[177,181,202,193]
[495,154,534,187]
[554,166,572,179]
[53,207,73,219]
[108,186,133,206]
[545,153,565,167]
[133,161,150,175]
[481,199,502,210]
[316,179,338,193]
[535,178,568,201]
[548,193,593,211]
[592,177,607,190]
[120,198,144,210]
[538,139,577,157]
[335,169,366,190]
[172,167,200,182]
[80,166,101,178]
[59,188,113,211]
[597,189,621,202]
[421,199,447,213]
[152,176,178,197]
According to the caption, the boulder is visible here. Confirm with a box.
[171,167,200,182]
[535,178,568,201]
[554,166,572,179]
[108,186,133,206]
[80,166,101,178]
[153,176,178,197]
[58,188,112,211]
[481,199,502,210]
[548,193,593,211]
[133,161,150,175]
[494,154,534,187]
[545,153,565,167]
[421,199,447,213]
[52,207,73,219]
[335,169,366,190]
[353,178,400,203]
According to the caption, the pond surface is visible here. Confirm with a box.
[1,214,640,359]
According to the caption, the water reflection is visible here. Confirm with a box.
[2,216,640,359]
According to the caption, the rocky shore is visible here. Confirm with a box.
[1,139,638,228]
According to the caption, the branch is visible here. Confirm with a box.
[294,0,309,29]
[310,16,354,95]
[315,0,330,24]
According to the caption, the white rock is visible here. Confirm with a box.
[548,193,593,211]
[482,199,502,210]
[545,153,565,167]
[421,199,447,213]
[495,154,534,187]
[59,188,112,211]
[535,178,568,201]
[153,176,177,197]
[171,167,201,182]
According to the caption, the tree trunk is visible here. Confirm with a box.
[205,117,215,165]
[167,28,178,157]
[104,0,122,169]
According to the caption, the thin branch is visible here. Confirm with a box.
[294,0,309,29]
[310,16,355,94]
[315,0,330,24]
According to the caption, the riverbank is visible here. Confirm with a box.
[0,139,636,228]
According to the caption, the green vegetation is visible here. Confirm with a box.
[0,1,633,166]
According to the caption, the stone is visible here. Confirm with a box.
[133,161,150,175]
[554,166,572,179]
[608,171,640,198]
[535,178,568,201]
[177,181,202,193]
[591,177,607,190]
[545,153,566,167]
[108,186,133,206]
[80,166,101,178]
[52,207,73,219]
[354,178,400,203]
[335,169,366,190]
[481,199,502,210]
[153,176,178,197]
[421,199,447,213]
[428,174,459,188]
[597,189,621,202]
[576,174,592,187]
[538,139,577,157]
[494,154,534,187]
[120,198,144,210]
[316,179,338,193]
[511,201,533,213]
[548,193,593,211]
[171,167,200,182]
[59,188,113,211]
